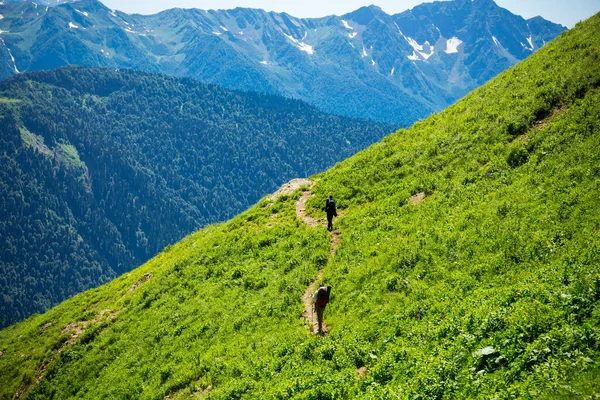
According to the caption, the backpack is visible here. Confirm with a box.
[328,200,337,216]
[316,286,329,307]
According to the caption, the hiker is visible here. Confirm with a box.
[324,195,337,231]
[312,283,330,334]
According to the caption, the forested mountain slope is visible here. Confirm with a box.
[1,11,598,400]
[0,67,392,328]
[0,0,565,124]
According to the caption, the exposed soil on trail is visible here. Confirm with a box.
[330,232,340,257]
[291,181,341,334]
[295,189,319,227]
[128,273,152,293]
[302,270,327,334]
[296,190,342,256]
[271,178,313,201]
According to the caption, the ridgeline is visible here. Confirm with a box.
[1,12,599,400]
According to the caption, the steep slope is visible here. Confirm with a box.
[0,0,566,124]
[0,66,392,328]
[1,11,598,400]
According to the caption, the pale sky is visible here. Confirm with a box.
[100,0,600,28]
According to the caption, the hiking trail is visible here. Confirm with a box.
[292,181,341,334]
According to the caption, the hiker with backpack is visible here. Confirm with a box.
[312,283,330,334]
[324,195,337,232]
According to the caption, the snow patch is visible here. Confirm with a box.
[394,24,435,62]
[1,38,19,73]
[390,67,394,76]
[348,32,357,39]
[212,31,222,36]
[8,47,18,73]
[284,33,314,55]
[492,36,502,48]
[341,19,353,30]
[69,22,79,29]
[0,14,3,20]
[361,47,367,57]
[371,59,375,66]
[523,35,535,51]
[109,10,116,17]
[405,36,434,61]
[75,9,88,17]
[259,60,269,65]
[527,35,534,49]
[445,37,463,54]
[220,26,228,32]
[124,26,144,36]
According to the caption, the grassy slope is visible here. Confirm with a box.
[1,12,599,400]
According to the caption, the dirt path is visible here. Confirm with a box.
[293,184,341,334]
[302,270,326,334]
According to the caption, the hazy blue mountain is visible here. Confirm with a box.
[0,0,77,6]
[0,0,565,124]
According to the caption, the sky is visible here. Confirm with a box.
[100,0,600,28]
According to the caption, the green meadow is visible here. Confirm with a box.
[1,12,599,400]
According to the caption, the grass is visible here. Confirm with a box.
[1,12,599,400]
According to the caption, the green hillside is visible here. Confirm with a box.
[1,12,599,400]
[0,67,392,329]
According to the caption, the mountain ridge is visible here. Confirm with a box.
[0,0,566,124]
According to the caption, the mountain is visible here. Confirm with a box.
[0,0,566,124]
[0,66,392,328]
[1,11,598,400]
[0,0,76,6]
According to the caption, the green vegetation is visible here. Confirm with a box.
[0,98,21,104]
[1,11,599,400]
[0,67,391,328]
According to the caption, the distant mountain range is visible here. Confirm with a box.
[0,0,75,5]
[0,0,566,124]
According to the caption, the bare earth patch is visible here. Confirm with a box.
[408,192,426,205]
[270,178,314,201]
[357,367,367,378]
[296,190,319,227]
[128,273,153,293]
